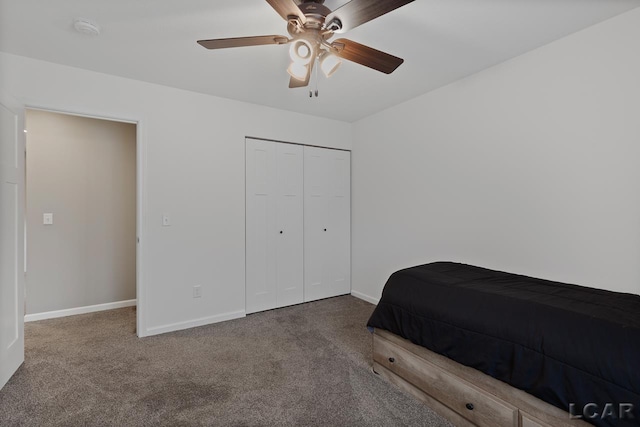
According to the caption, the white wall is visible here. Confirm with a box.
[0,51,351,336]
[4,6,639,332]
[26,110,136,315]
[352,8,640,302]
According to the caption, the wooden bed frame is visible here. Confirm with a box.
[372,328,592,427]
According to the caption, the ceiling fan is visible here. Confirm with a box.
[197,0,414,89]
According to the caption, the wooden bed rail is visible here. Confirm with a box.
[372,328,592,427]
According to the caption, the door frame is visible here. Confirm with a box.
[24,104,148,337]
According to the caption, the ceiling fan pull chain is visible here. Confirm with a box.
[314,57,319,97]
[309,56,319,98]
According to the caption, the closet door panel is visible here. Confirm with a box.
[327,150,351,296]
[303,146,330,302]
[246,139,277,313]
[304,146,350,302]
[275,143,304,308]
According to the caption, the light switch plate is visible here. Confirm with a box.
[43,213,53,225]
[162,214,171,226]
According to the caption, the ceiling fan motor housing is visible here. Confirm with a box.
[298,2,332,29]
[287,1,337,51]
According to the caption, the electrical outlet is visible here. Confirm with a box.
[193,285,202,298]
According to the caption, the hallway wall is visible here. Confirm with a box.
[26,109,136,314]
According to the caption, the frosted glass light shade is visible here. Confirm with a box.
[289,39,313,65]
[287,62,308,81]
[320,52,341,78]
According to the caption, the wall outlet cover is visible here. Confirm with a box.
[193,285,202,298]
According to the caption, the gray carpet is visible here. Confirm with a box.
[0,296,451,426]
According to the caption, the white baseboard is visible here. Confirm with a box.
[143,310,246,337]
[351,290,380,305]
[25,299,137,322]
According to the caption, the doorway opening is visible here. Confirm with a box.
[24,109,139,332]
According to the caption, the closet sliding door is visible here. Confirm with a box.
[245,138,303,314]
[304,146,351,302]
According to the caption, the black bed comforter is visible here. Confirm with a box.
[367,262,640,427]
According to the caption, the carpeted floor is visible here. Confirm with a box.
[0,295,451,426]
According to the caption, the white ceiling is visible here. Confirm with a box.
[1,0,639,122]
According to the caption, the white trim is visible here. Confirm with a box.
[25,299,137,322]
[135,118,147,337]
[143,310,246,337]
[351,290,379,305]
[25,106,138,124]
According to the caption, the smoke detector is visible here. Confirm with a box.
[73,18,101,36]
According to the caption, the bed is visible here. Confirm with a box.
[367,262,640,427]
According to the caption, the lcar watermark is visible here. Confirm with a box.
[569,403,634,421]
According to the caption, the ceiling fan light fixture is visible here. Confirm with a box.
[289,39,313,65]
[197,0,413,89]
[319,51,342,78]
[287,61,308,81]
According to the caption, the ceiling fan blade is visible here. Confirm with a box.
[326,0,414,33]
[266,0,306,24]
[197,35,289,49]
[332,38,403,74]
[288,60,314,88]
